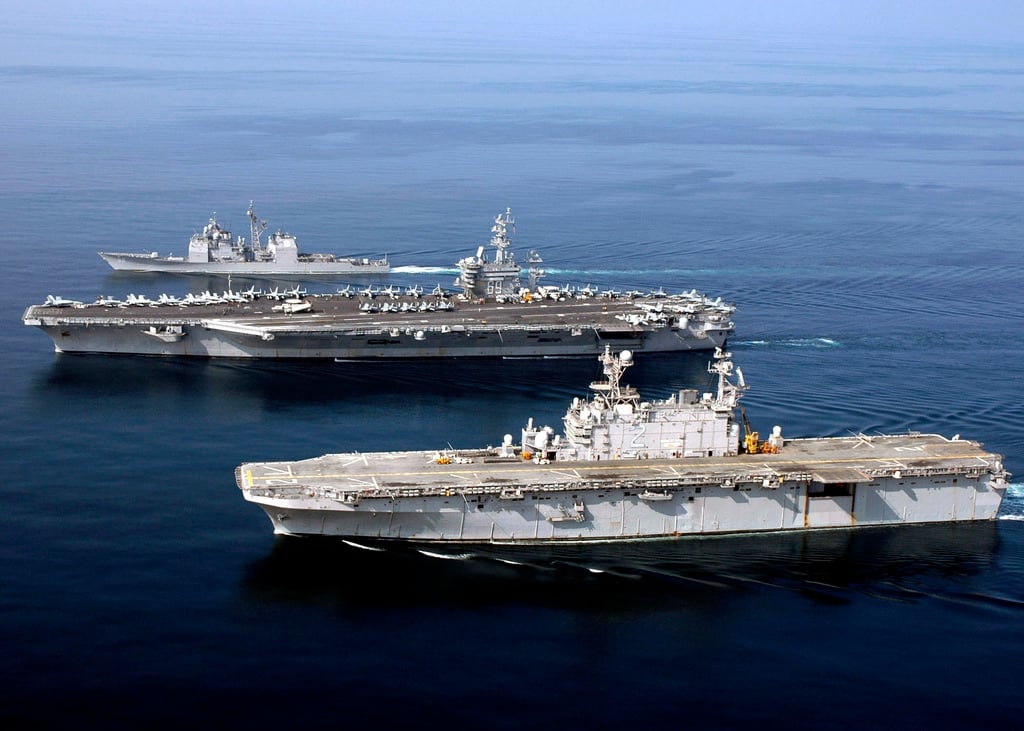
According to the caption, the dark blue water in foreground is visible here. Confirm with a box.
[2,11,1023,729]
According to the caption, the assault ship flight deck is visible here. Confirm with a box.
[24,209,735,359]
[237,347,1008,543]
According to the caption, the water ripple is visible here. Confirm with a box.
[243,523,1010,612]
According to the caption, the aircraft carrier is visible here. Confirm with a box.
[236,347,1009,543]
[24,209,735,359]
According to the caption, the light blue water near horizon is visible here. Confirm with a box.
[2,6,1024,729]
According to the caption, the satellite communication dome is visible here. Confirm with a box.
[620,350,633,362]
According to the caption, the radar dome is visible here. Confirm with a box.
[620,350,633,362]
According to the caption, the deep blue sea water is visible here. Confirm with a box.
[2,8,1023,729]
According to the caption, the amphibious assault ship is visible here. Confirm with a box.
[99,202,389,275]
[24,209,735,359]
[237,347,1009,543]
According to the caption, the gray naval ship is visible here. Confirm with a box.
[24,209,735,359]
[237,347,1009,543]
[99,202,389,275]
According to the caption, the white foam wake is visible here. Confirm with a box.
[417,549,474,560]
[737,337,841,348]
[342,539,384,551]
[391,266,458,274]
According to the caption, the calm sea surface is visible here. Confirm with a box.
[2,10,1023,729]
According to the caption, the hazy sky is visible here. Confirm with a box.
[7,0,1024,45]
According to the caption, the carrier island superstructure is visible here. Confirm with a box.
[23,209,735,359]
[236,347,1008,543]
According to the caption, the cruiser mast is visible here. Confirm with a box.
[247,201,268,254]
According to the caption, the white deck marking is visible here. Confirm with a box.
[344,476,379,488]
[260,464,295,476]
[547,469,583,479]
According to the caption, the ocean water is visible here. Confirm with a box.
[2,8,1024,729]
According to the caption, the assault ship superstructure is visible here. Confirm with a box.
[24,209,735,359]
[99,202,389,275]
[237,347,1009,542]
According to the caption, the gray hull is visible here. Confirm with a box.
[27,317,723,358]
[24,292,735,359]
[238,438,1007,544]
[235,349,1008,544]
